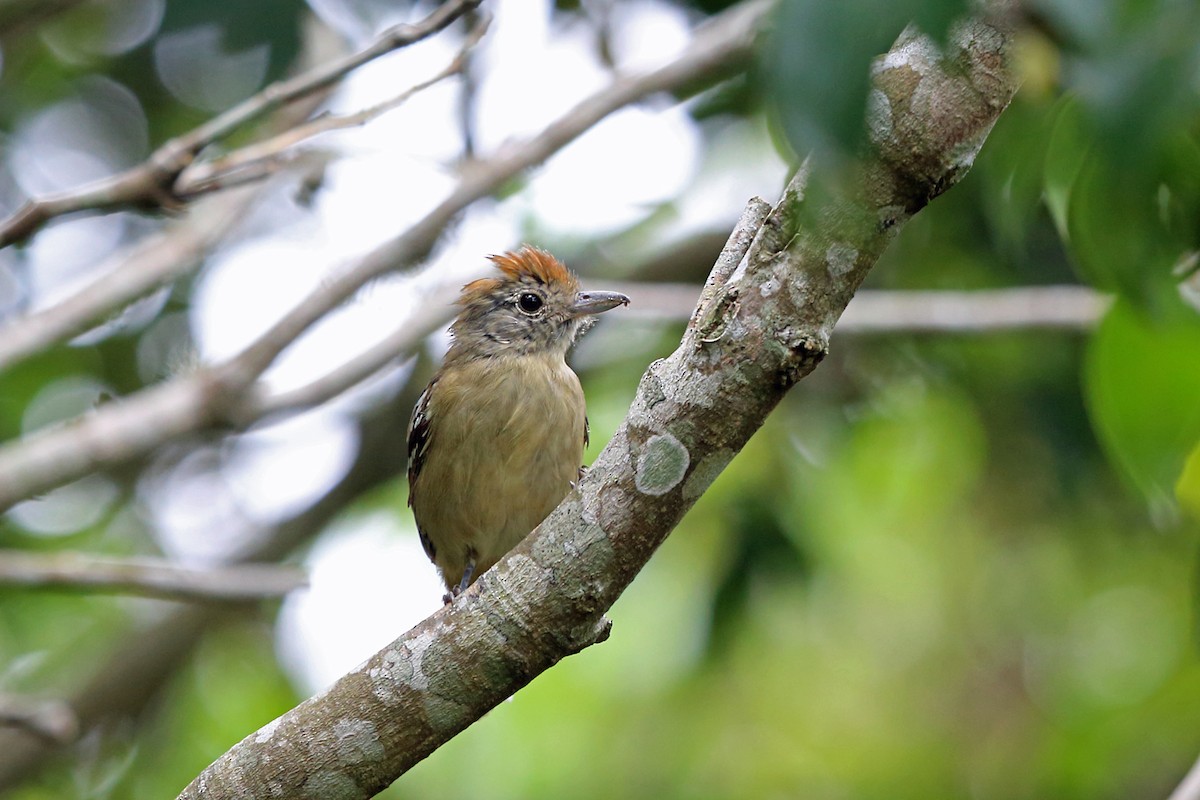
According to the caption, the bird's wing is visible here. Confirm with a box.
[406,379,436,508]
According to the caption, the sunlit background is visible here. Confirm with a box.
[1,0,1200,797]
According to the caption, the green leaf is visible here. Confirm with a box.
[1085,299,1200,512]
[1066,156,1180,305]
[1043,97,1089,241]
[1178,440,1200,523]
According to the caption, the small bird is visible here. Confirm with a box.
[407,246,629,600]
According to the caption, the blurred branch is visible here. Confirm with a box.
[0,0,482,248]
[243,285,456,422]
[0,370,428,791]
[0,551,307,602]
[601,281,1108,333]
[0,695,77,745]
[0,185,259,374]
[176,14,492,198]
[178,11,1019,799]
[0,0,767,513]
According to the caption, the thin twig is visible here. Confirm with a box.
[0,551,308,602]
[0,0,768,513]
[0,0,482,247]
[605,281,1108,332]
[247,283,1107,424]
[243,283,458,422]
[690,197,772,330]
[176,15,492,198]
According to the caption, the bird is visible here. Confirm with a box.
[407,246,629,601]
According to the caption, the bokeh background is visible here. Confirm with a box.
[1,0,1199,798]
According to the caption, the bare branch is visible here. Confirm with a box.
[0,0,768,513]
[690,198,773,330]
[176,12,1019,799]
[0,0,482,247]
[604,281,1107,333]
[0,370,430,791]
[0,551,307,602]
[242,285,458,422]
[0,186,259,374]
[175,14,492,199]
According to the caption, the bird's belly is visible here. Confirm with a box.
[413,357,585,585]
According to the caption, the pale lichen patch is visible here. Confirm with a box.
[635,433,690,496]
[877,31,934,75]
[369,619,453,706]
[866,88,893,142]
[369,645,413,707]
[333,718,385,766]
[301,769,363,800]
[423,691,475,735]
[253,716,282,745]
[826,243,858,277]
[682,449,734,501]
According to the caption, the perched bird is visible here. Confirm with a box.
[407,246,629,600]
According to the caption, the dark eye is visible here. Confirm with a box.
[517,292,544,314]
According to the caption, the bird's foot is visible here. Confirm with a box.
[452,552,478,597]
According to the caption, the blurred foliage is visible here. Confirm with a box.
[0,0,1198,799]
[764,0,967,166]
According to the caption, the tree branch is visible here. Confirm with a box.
[0,0,768,513]
[0,185,260,373]
[0,369,430,791]
[602,281,1107,333]
[176,12,1019,800]
[174,14,492,199]
[0,551,307,602]
[0,0,482,247]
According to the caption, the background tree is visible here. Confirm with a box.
[0,0,1197,798]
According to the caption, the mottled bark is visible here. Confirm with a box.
[178,14,1019,800]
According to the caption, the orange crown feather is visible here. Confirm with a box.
[458,246,578,305]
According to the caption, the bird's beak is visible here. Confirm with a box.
[572,290,630,316]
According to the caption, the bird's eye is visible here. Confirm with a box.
[517,292,544,315]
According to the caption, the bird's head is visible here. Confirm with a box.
[447,246,629,362]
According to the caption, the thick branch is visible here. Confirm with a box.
[0,0,767,513]
[0,551,307,602]
[0,0,481,247]
[177,14,1018,800]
